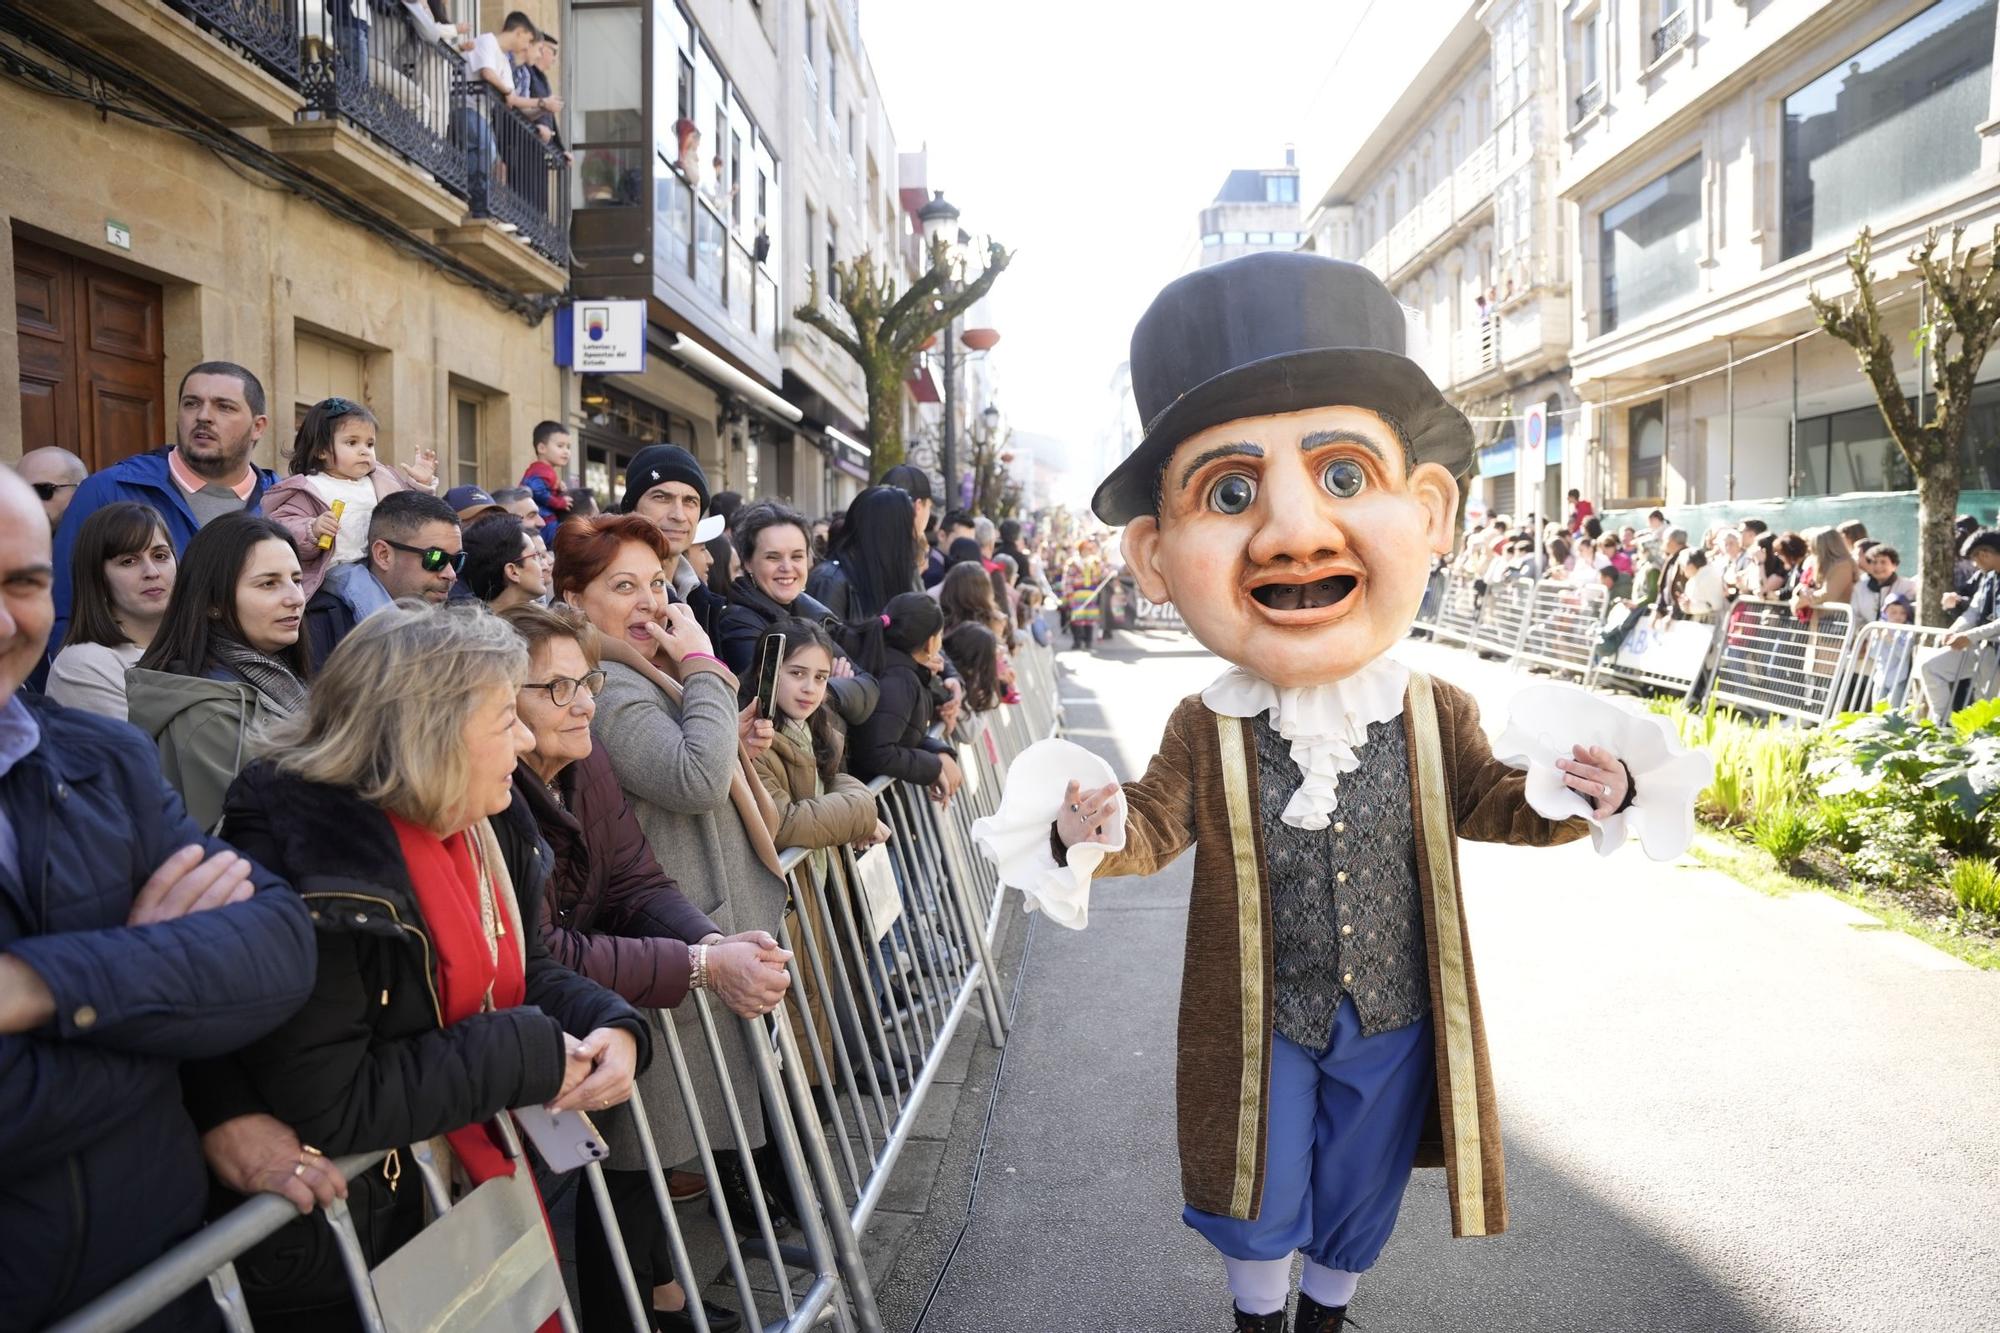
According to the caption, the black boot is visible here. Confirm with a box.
[1293,1292,1347,1332]
[709,1149,797,1238]
[1232,1308,1287,1333]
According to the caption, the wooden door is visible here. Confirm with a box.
[14,236,165,470]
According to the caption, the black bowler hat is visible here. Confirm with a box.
[1093,252,1474,525]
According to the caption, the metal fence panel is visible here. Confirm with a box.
[1430,571,1482,646]
[1473,577,1536,657]
[1514,580,1610,680]
[1709,599,1855,723]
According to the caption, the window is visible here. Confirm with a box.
[1248,231,1272,244]
[1265,174,1298,204]
[1223,231,1247,245]
[803,6,815,67]
[826,218,839,299]
[452,391,483,488]
[829,59,839,121]
[804,204,817,288]
[294,332,366,430]
[1598,156,1702,332]
[730,130,743,224]
[571,6,646,209]
[678,51,694,124]
[1202,233,1222,247]
[1781,0,1996,260]
[1581,13,1599,87]
[1627,400,1665,498]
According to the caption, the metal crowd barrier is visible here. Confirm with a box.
[1826,619,1995,722]
[1708,599,1855,724]
[1515,580,1610,681]
[51,642,1069,1333]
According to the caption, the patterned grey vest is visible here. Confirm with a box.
[1255,712,1430,1049]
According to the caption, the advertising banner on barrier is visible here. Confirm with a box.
[1613,617,1714,682]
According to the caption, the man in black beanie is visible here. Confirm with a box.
[620,444,728,638]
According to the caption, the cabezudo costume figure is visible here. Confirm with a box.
[973,252,1706,1332]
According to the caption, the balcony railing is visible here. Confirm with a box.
[1454,136,1496,218]
[1355,135,1498,281]
[1651,7,1690,61]
[1574,82,1605,122]
[299,1,465,195]
[161,0,569,264]
[460,82,570,264]
[166,0,298,81]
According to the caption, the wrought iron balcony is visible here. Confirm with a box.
[1574,82,1605,122]
[162,0,299,82]
[1651,8,1691,62]
[298,1,466,197]
[461,83,572,265]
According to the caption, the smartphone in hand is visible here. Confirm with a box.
[513,1104,608,1173]
[754,631,786,722]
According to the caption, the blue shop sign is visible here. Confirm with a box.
[1478,434,1516,477]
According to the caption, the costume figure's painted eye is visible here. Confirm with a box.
[1322,459,1366,499]
[1209,473,1257,515]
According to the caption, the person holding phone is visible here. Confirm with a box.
[194,604,646,1330]
[555,515,802,1241]
[719,501,880,727]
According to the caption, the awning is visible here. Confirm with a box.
[824,425,870,458]
[907,360,940,404]
[665,333,803,425]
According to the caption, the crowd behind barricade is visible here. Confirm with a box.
[1,361,1094,1332]
[1420,484,2000,721]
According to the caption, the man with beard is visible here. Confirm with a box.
[49,362,274,651]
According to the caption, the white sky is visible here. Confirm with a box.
[861,0,1462,497]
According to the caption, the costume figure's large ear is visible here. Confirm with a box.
[1121,515,1171,604]
[1411,463,1460,556]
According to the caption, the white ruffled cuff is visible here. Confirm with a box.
[970,738,1126,931]
[1490,683,1713,861]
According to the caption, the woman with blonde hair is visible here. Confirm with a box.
[200,604,647,1329]
[1792,525,1858,681]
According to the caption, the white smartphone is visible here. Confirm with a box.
[512,1104,609,1172]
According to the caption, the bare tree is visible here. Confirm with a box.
[794,237,1012,480]
[1809,225,2000,625]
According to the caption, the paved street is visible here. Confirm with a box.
[900,629,2000,1333]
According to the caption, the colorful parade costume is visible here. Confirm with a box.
[973,253,1707,1329]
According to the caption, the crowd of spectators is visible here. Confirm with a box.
[3,365,1078,1330]
[1435,490,2000,718]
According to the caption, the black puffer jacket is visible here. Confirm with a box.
[199,765,649,1322]
[846,647,954,787]
[717,576,880,726]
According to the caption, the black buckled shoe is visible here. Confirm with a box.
[1293,1292,1348,1332]
[1233,1307,1287,1333]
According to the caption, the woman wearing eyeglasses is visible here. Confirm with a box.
[127,512,310,830]
[498,601,773,1333]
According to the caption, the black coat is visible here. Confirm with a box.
[804,558,854,619]
[717,576,881,726]
[0,696,314,1333]
[846,648,953,787]
[199,766,649,1320]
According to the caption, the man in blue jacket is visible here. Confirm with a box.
[49,360,276,651]
[0,468,319,1330]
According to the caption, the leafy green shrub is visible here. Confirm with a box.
[1947,857,2000,916]
[1751,804,1817,867]
[1747,718,1809,818]
[1815,798,1864,854]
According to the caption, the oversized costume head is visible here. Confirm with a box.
[1102,253,1474,689]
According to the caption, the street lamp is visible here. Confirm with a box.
[981,403,1000,433]
[917,190,967,503]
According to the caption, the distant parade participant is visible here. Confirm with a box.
[973,253,1708,1332]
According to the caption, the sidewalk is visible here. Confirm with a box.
[875,629,2000,1333]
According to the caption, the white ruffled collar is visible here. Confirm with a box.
[1201,657,1411,830]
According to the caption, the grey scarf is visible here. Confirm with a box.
[208,636,308,716]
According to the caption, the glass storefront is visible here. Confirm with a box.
[1795,379,2000,495]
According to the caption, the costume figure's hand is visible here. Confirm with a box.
[1556,745,1630,819]
[1056,779,1121,847]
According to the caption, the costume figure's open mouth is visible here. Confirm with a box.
[1250,573,1358,611]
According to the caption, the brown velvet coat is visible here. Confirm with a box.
[1097,671,1586,1238]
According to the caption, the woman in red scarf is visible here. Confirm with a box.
[195,605,649,1330]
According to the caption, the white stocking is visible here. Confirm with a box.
[1223,1255,1293,1316]
[1299,1261,1359,1310]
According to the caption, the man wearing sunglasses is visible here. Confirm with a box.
[13,447,87,531]
[303,491,463,669]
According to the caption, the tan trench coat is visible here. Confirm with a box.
[1096,671,1587,1238]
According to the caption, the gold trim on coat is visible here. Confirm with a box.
[1215,715,1265,1220]
[1408,673,1487,1235]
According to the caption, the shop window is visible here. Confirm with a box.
[1627,400,1665,498]
[1599,156,1701,332]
